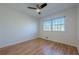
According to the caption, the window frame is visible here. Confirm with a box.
[42,16,65,32]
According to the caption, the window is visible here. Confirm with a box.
[43,20,52,31]
[43,16,65,31]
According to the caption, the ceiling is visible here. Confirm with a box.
[0,3,77,18]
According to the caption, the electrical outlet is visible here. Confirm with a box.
[46,37,48,39]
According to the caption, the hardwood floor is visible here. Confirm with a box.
[0,38,78,55]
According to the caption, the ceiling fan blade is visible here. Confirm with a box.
[39,3,47,9]
[28,7,37,9]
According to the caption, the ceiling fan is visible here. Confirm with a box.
[27,3,47,14]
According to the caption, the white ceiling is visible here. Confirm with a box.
[0,3,77,18]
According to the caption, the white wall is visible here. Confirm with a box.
[39,7,78,46]
[77,4,79,52]
[0,5,38,48]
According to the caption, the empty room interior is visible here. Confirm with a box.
[0,3,79,55]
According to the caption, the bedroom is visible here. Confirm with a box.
[0,3,79,55]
